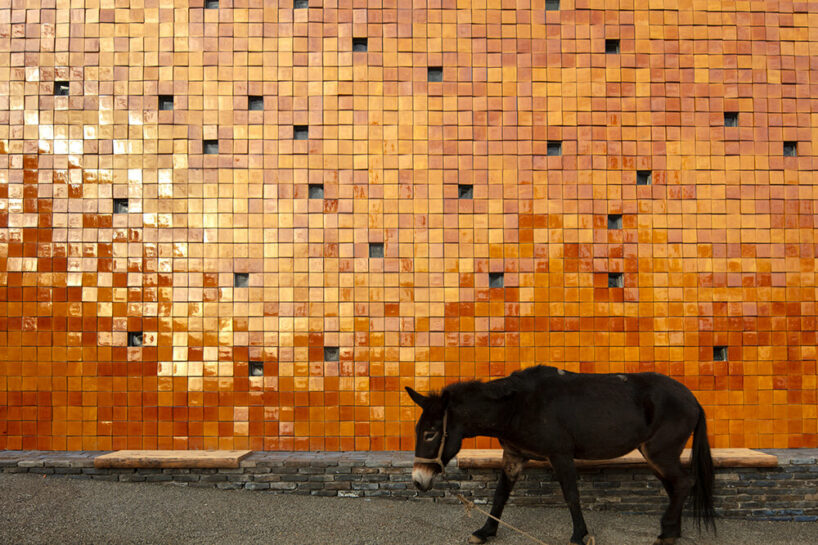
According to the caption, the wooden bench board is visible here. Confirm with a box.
[94,450,252,469]
[457,448,778,469]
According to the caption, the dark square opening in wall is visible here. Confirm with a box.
[724,112,738,127]
[234,273,249,288]
[324,346,340,361]
[783,141,798,157]
[458,184,473,199]
[158,95,174,111]
[203,140,219,154]
[713,346,728,361]
[294,125,309,140]
[607,214,623,229]
[545,0,560,10]
[427,67,443,82]
[205,0,219,8]
[248,96,264,111]
[352,38,368,52]
[636,170,652,186]
[128,331,143,347]
[54,81,70,96]
[113,198,129,214]
[489,272,504,288]
[249,361,264,377]
[294,0,309,8]
[547,141,562,156]
[608,273,624,288]
[309,184,324,199]
[605,39,620,54]
[369,243,384,258]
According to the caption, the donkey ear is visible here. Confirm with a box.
[405,386,428,408]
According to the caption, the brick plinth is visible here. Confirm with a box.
[1,450,816,521]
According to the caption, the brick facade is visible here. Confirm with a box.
[1,2,817,451]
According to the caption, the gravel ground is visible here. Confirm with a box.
[1,473,816,545]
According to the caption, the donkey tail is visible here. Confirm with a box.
[691,404,716,532]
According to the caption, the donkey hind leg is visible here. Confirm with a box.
[639,443,694,545]
[549,454,591,545]
[469,451,525,544]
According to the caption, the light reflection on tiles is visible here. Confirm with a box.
[0,3,816,452]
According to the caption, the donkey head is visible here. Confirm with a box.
[406,386,462,491]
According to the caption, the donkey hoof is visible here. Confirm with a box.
[652,538,676,545]
[469,526,496,544]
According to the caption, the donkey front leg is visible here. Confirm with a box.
[549,454,591,545]
[469,450,525,544]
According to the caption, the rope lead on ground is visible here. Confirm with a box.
[454,494,596,545]
[455,493,551,545]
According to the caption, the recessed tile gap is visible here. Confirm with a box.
[113,198,129,214]
[324,346,340,361]
[783,141,798,157]
[203,139,219,154]
[636,170,652,186]
[54,81,70,96]
[309,184,324,199]
[158,95,174,111]
[294,125,309,140]
[605,39,620,54]
[234,273,249,288]
[545,0,560,10]
[427,67,443,82]
[489,272,504,288]
[724,112,738,127]
[128,332,143,347]
[249,361,264,377]
[713,346,728,362]
[369,243,384,258]
[547,141,562,156]
[205,0,219,9]
[608,273,624,288]
[248,96,264,111]
[294,0,309,9]
[352,38,368,52]
[458,184,473,199]
[607,214,623,229]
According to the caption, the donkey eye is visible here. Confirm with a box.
[423,430,439,442]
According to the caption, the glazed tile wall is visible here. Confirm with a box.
[1,0,817,451]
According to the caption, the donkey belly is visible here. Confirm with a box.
[505,426,644,462]
[571,428,648,460]
[532,393,652,460]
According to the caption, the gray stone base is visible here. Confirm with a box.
[1,449,816,521]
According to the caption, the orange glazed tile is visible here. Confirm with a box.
[0,1,816,452]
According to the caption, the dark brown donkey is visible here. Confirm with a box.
[407,365,715,545]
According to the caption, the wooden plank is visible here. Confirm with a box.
[692,448,779,468]
[94,450,252,469]
[456,448,778,469]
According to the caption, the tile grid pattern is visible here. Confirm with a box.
[0,1,816,451]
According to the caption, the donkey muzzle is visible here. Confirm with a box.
[412,462,438,491]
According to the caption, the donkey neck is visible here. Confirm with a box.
[449,385,514,438]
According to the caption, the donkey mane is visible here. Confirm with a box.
[437,365,565,402]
